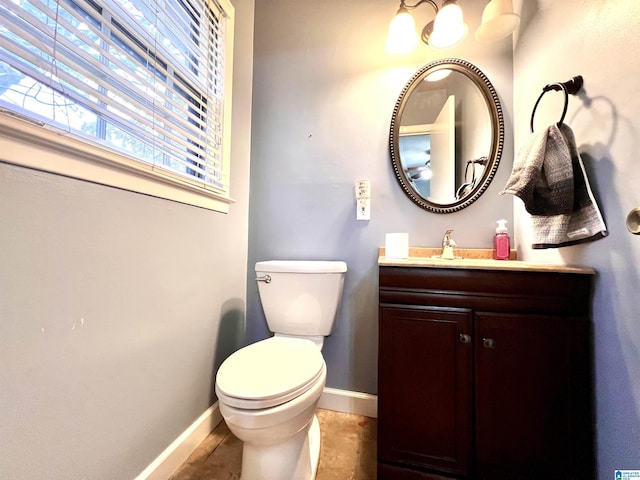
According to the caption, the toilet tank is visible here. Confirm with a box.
[255,260,347,337]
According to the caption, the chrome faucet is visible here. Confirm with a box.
[441,229,457,260]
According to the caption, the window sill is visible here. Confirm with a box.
[0,114,234,212]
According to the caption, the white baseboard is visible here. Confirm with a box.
[134,402,223,480]
[318,387,378,418]
[135,388,377,480]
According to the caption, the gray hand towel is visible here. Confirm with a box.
[502,124,608,249]
[501,124,574,215]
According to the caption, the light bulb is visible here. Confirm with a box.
[435,2,464,29]
[429,2,468,49]
[424,69,452,82]
[475,0,520,42]
[420,168,433,180]
[385,10,419,55]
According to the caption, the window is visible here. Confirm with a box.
[0,0,234,211]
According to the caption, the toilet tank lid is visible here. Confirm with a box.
[255,260,347,273]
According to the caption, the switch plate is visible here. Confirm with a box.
[357,198,370,220]
[355,179,371,199]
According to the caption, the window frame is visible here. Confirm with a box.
[0,0,235,212]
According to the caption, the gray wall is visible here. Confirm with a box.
[247,0,514,395]
[513,0,640,475]
[0,0,254,478]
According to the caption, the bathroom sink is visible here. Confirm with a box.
[378,246,594,274]
[381,247,502,267]
[381,246,508,262]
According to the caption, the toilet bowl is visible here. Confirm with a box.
[215,260,347,480]
[216,336,327,480]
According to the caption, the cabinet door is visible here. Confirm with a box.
[474,312,593,479]
[378,306,473,477]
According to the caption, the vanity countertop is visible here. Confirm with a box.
[378,247,595,274]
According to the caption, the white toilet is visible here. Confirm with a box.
[215,260,347,480]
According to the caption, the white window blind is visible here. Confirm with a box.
[0,0,232,199]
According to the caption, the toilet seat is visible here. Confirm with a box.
[216,336,325,410]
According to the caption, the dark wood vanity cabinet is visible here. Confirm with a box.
[377,265,594,480]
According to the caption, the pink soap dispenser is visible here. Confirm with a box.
[493,219,510,260]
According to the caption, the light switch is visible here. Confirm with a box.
[355,180,371,221]
[355,179,371,199]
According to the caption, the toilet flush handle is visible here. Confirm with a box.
[255,274,272,284]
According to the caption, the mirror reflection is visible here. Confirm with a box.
[390,58,504,213]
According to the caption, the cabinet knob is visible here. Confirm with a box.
[459,333,472,344]
[482,337,496,349]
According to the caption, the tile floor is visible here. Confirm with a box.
[169,409,377,480]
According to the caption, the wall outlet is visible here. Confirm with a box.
[357,198,370,220]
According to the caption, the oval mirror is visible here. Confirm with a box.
[390,58,504,213]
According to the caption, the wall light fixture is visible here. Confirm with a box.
[475,0,520,42]
[386,0,520,54]
[386,0,467,54]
